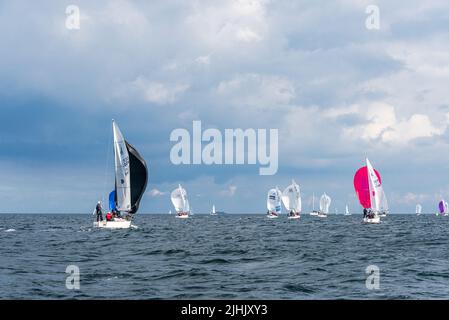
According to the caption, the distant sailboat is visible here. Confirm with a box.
[354,158,383,224]
[93,120,148,229]
[344,204,351,216]
[317,193,331,218]
[437,199,445,216]
[309,193,320,216]
[267,187,282,218]
[168,210,172,215]
[282,180,301,219]
[171,184,190,218]
[416,204,422,215]
[379,189,389,217]
[210,204,217,215]
[445,201,449,216]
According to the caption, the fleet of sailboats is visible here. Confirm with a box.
[92,130,435,225]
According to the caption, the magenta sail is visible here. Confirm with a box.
[353,166,382,209]
[439,200,445,214]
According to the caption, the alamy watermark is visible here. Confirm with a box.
[170,121,278,175]
[365,265,380,290]
[65,265,80,290]
[65,5,81,30]
[365,5,380,30]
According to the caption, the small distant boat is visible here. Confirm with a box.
[309,193,320,216]
[267,187,282,218]
[93,120,148,229]
[168,210,172,215]
[171,184,190,218]
[282,180,301,219]
[416,204,422,215]
[437,199,445,216]
[445,201,449,216]
[317,193,331,218]
[210,205,217,215]
[344,204,351,216]
[354,158,383,224]
[378,189,389,217]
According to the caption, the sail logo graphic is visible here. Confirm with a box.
[170,121,278,175]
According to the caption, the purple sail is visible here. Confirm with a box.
[439,200,445,213]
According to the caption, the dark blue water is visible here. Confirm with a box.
[1,214,449,299]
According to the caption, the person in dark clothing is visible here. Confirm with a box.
[363,208,367,218]
[95,201,103,222]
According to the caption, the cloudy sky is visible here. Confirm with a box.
[1,0,449,213]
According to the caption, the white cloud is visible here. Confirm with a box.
[216,73,295,108]
[133,77,190,105]
[220,185,237,197]
[149,188,166,197]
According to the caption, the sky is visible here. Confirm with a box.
[1,0,449,213]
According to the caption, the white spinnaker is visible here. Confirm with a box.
[171,184,188,212]
[281,180,301,212]
[416,204,422,214]
[112,120,131,212]
[319,193,331,214]
[366,158,382,213]
[267,188,282,213]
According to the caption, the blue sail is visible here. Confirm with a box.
[109,190,117,211]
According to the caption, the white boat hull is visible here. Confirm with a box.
[266,214,279,219]
[288,215,300,220]
[93,219,132,229]
[317,214,327,218]
[363,216,381,224]
[309,212,319,216]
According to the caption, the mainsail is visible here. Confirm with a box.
[345,204,349,215]
[267,187,282,214]
[171,184,188,213]
[319,193,331,214]
[281,180,301,212]
[112,120,148,214]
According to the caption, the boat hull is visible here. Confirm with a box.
[93,219,132,229]
[309,212,319,216]
[363,216,381,224]
[175,215,189,219]
[266,214,279,219]
[287,215,300,220]
[317,214,327,218]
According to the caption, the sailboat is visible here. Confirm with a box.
[210,204,217,215]
[281,180,301,219]
[344,204,351,216]
[171,184,190,218]
[309,193,320,216]
[317,193,331,218]
[267,187,282,218]
[93,120,148,229]
[354,158,383,224]
[169,210,172,215]
[416,204,422,215]
[437,199,445,216]
[445,201,449,216]
[378,189,389,217]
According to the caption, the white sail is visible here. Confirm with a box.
[319,193,331,214]
[212,205,216,214]
[112,120,131,212]
[416,204,422,214]
[366,158,382,213]
[171,184,188,212]
[345,205,349,215]
[380,189,389,213]
[281,180,301,212]
[445,202,449,214]
[267,187,282,214]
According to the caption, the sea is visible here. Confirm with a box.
[1,214,449,299]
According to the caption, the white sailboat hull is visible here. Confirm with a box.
[317,213,327,218]
[266,214,279,219]
[287,215,300,220]
[93,219,132,229]
[363,216,381,224]
[309,211,319,216]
